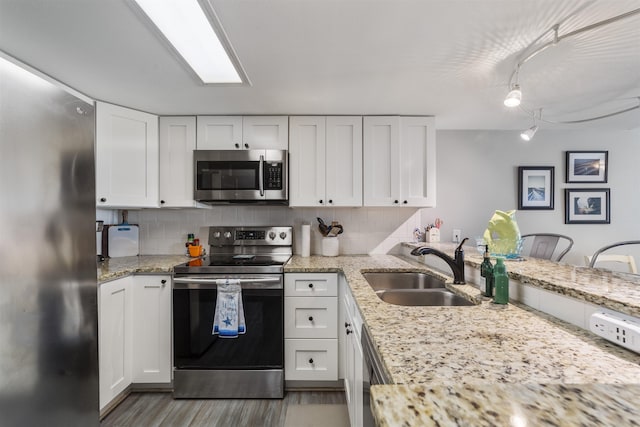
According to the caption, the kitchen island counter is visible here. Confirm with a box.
[285,254,640,426]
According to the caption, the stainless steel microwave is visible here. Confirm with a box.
[194,150,288,204]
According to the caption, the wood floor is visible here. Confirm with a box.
[101,390,347,427]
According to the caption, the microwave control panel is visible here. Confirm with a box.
[264,162,283,190]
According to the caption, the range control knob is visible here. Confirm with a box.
[213,231,221,239]
[269,231,276,240]
[279,232,287,240]
[223,231,232,239]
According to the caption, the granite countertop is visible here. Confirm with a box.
[97,255,193,283]
[403,241,640,318]
[285,254,640,426]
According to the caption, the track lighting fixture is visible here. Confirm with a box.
[503,8,640,124]
[520,125,538,141]
[503,84,522,107]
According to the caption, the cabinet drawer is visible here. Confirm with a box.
[285,339,338,381]
[285,273,337,297]
[285,297,337,339]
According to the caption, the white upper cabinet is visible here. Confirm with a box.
[289,116,362,207]
[96,102,159,208]
[159,116,198,208]
[363,116,436,207]
[196,116,288,150]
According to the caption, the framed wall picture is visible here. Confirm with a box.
[565,188,610,224]
[518,166,554,210]
[566,151,608,183]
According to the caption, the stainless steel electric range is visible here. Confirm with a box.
[172,226,292,399]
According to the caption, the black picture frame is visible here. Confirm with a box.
[566,151,608,183]
[565,188,610,224]
[518,166,554,210]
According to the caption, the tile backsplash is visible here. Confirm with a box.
[119,206,425,256]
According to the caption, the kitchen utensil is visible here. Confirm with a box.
[317,217,330,236]
[327,222,343,237]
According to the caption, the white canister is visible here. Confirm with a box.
[321,237,339,257]
[301,223,311,257]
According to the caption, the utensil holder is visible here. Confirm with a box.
[426,228,440,243]
[321,237,339,257]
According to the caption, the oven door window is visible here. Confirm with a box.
[173,288,283,369]
[196,161,259,191]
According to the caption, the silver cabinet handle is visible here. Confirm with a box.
[258,154,265,196]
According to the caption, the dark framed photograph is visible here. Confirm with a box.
[565,188,610,224]
[566,151,608,183]
[518,166,554,210]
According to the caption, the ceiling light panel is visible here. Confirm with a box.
[133,0,243,84]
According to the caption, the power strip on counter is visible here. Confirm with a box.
[590,311,640,354]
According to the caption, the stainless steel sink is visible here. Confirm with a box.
[375,289,476,307]
[362,272,446,290]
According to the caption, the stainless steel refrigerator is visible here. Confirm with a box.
[0,55,99,426]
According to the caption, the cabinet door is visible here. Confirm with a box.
[96,102,159,208]
[289,116,326,206]
[363,116,401,206]
[99,277,133,410]
[242,116,289,150]
[326,116,363,207]
[196,116,242,149]
[159,116,197,208]
[131,275,172,384]
[399,117,436,207]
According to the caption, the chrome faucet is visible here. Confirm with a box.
[410,238,469,284]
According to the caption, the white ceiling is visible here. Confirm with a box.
[1,0,639,130]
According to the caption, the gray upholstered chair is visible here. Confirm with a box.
[521,233,574,262]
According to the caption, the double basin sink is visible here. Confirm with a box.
[363,272,475,307]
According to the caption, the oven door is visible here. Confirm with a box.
[173,275,284,370]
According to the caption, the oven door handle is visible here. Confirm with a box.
[258,154,265,197]
[173,277,282,290]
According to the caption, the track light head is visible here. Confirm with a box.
[520,125,538,141]
[504,85,522,107]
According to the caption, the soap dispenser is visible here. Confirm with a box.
[480,245,494,297]
[493,257,509,304]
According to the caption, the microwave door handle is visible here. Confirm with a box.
[258,155,265,197]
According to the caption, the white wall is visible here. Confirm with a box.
[425,129,640,267]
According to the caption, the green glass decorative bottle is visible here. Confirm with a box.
[493,257,509,304]
[480,245,494,297]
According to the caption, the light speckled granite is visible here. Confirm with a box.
[371,383,640,427]
[404,241,640,318]
[97,255,193,283]
[285,254,640,426]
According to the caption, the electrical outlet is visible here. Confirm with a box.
[452,229,461,243]
[590,311,640,354]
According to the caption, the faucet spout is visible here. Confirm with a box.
[410,237,468,284]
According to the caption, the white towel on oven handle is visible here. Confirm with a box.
[212,279,246,338]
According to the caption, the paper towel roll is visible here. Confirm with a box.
[301,224,311,257]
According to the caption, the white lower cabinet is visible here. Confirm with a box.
[131,275,172,384]
[284,273,338,382]
[340,274,364,427]
[99,274,172,412]
[99,276,133,411]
